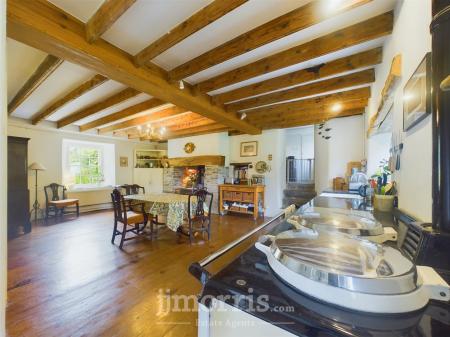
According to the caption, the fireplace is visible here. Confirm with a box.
[162,156,227,213]
[181,166,205,189]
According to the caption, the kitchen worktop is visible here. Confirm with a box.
[197,193,450,337]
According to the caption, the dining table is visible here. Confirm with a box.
[124,193,198,232]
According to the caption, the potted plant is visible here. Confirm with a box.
[370,159,397,212]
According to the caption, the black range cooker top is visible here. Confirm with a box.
[200,243,450,337]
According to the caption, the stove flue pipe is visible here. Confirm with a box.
[431,0,450,232]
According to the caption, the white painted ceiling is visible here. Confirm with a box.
[7,0,397,130]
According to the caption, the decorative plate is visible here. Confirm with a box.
[255,161,270,174]
[184,142,196,154]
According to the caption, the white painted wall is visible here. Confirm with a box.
[167,132,230,164]
[167,130,286,217]
[315,115,365,193]
[366,132,391,177]
[7,118,165,213]
[365,0,432,221]
[229,130,286,217]
[285,126,314,159]
[1,0,7,334]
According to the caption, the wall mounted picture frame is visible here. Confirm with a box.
[120,156,128,167]
[240,141,258,157]
[403,52,432,132]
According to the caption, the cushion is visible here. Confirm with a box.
[126,211,145,224]
[49,198,79,208]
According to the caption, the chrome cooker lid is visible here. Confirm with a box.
[269,229,417,295]
[288,206,384,237]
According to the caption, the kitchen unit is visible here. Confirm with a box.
[218,184,265,220]
[133,149,166,193]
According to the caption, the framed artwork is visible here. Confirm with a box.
[240,141,258,157]
[120,156,128,167]
[403,53,432,131]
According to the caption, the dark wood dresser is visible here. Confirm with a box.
[8,136,31,239]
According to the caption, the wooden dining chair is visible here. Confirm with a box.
[119,184,145,196]
[111,188,148,249]
[44,183,79,222]
[180,189,213,244]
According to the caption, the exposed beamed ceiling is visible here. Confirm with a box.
[6,0,396,141]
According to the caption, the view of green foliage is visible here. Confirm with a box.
[68,146,104,185]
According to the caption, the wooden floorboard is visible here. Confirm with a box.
[7,211,276,337]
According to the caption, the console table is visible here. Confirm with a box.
[219,184,265,220]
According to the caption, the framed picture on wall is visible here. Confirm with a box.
[403,52,432,131]
[240,141,258,157]
[120,156,128,167]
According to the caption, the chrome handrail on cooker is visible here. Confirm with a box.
[189,206,295,284]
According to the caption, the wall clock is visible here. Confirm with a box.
[184,142,196,154]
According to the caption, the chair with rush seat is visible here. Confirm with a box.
[111,188,148,249]
[44,183,79,222]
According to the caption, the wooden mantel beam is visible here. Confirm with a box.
[197,11,393,92]
[134,0,247,66]
[7,0,260,135]
[8,54,63,114]
[86,0,137,43]
[169,0,371,80]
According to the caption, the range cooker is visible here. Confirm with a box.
[191,195,450,337]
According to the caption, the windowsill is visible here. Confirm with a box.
[66,185,114,193]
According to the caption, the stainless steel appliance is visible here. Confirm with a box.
[286,206,397,243]
[348,170,368,192]
[255,229,449,313]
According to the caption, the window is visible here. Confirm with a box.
[62,139,115,189]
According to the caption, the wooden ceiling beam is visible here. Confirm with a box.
[8,54,63,114]
[256,109,365,130]
[226,68,375,112]
[248,100,368,124]
[213,47,382,104]
[245,87,371,118]
[121,112,199,133]
[160,123,229,140]
[197,11,393,92]
[169,0,371,80]
[131,118,217,140]
[98,106,187,134]
[31,74,108,124]
[86,0,137,43]
[7,0,260,135]
[146,112,210,130]
[58,87,141,128]
[134,0,247,66]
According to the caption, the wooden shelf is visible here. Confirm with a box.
[226,209,253,215]
[367,54,402,137]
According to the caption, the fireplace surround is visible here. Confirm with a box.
[162,156,227,213]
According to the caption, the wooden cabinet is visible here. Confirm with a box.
[133,168,163,193]
[8,136,31,239]
[219,184,265,220]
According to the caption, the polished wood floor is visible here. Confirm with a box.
[7,211,273,337]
